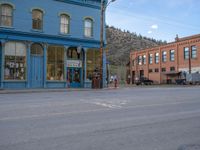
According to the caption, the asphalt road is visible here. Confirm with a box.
[0,87,200,150]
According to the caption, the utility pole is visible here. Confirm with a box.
[99,0,116,88]
[100,0,104,88]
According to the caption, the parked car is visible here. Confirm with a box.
[135,77,153,85]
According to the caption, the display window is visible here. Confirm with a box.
[47,46,64,81]
[86,49,100,80]
[4,42,26,80]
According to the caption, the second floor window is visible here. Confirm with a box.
[32,9,43,30]
[84,18,93,37]
[184,47,189,59]
[0,4,13,27]
[170,50,175,61]
[162,51,167,62]
[149,54,153,64]
[191,45,197,59]
[155,53,159,64]
[142,55,146,65]
[138,56,142,65]
[60,14,70,34]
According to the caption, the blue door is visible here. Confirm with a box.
[67,68,82,88]
[31,56,44,88]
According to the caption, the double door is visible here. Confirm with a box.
[67,68,82,88]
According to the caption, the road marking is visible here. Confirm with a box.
[93,102,121,108]
[0,100,200,121]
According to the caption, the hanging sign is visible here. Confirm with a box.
[66,60,82,68]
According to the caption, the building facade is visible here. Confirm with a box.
[130,34,200,84]
[0,0,107,89]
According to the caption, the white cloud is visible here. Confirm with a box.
[148,30,152,34]
[151,24,158,29]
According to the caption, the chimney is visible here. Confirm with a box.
[175,34,179,42]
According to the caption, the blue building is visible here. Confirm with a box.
[0,0,107,89]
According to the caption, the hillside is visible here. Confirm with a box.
[106,26,167,65]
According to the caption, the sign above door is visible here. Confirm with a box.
[66,60,82,68]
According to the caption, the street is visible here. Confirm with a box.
[0,87,200,150]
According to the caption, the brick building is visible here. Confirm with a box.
[130,34,200,84]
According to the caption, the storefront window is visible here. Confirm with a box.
[47,46,64,81]
[4,42,26,80]
[67,47,82,60]
[86,49,100,80]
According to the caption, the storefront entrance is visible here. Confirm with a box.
[67,68,82,88]
[30,44,44,88]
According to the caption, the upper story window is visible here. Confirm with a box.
[138,55,142,65]
[32,9,43,30]
[184,47,189,59]
[170,50,175,61]
[84,18,93,37]
[149,54,153,64]
[162,51,167,62]
[191,45,197,59]
[142,55,146,65]
[155,52,159,64]
[0,4,13,27]
[60,14,70,34]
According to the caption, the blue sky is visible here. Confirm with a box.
[106,0,200,42]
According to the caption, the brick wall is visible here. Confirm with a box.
[130,34,200,84]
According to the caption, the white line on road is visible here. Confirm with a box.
[0,100,200,122]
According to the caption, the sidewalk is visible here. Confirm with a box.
[0,84,198,94]
[0,88,93,94]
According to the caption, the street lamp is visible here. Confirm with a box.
[100,0,116,88]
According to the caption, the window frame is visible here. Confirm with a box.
[162,51,167,62]
[191,45,197,59]
[170,66,175,72]
[184,47,189,60]
[155,52,159,64]
[155,68,159,73]
[84,18,93,37]
[161,68,166,72]
[138,55,142,65]
[32,9,43,31]
[142,55,146,65]
[0,4,13,27]
[60,14,70,34]
[149,54,153,64]
[170,50,175,61]
[4,41,27,81]
[47,46,65,81]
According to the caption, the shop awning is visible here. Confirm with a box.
[162,71,181,75]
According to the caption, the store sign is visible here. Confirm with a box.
[66,60,82,68]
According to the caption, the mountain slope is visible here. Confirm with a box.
[106,26,167,65]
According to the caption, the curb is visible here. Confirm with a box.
[0,88,93,94]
